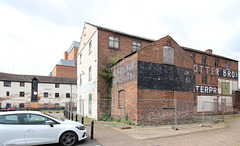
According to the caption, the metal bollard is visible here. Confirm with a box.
[76,115,78,122]
[81,116,84,124]
[71,113,73,121]
[68,112,70,120]
[91,120,94,139]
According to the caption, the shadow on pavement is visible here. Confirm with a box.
[39,138,102,146]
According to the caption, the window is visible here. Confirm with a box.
[189,53,196,62]
[20,82,25,87]
[0,114,19,124]
[226,61,230,70]
[19,103,24,108]
[6,91,9,96]
[222,82,230,95]
[118,89,125,109]
[22,114,57,125]
[44,92,48,97]
[4,81,11,87]
[55,83,60,88]
[215,59,219,67]
[6,103,11,108]
[79,74,82,86]
[55,93,59,98]
[202,75,207,83]
[132,41,141,52]
[89,66,92,81]
[109,36,119,49]
[89,40,92,54]
[20,92,25,97]
[89,93,92,115]
[202,55,207,64]
[66,93,70,98]
[163,46,174,65]
[55,103,59,108]
[79,53,82,64]
[44,103,48,108]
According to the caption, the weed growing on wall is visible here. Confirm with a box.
[101,53,122,98]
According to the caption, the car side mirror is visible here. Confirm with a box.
[46,121,54,127]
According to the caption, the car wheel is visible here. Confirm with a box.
[59,131,78,146]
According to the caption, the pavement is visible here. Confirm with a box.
[110,122,227,140]
[77,119,228,146]
[46,112,238,146]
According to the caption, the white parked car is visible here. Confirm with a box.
[0,111,87,146]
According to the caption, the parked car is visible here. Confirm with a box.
[0,111,87,146]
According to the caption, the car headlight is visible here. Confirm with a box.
[76,125,85,130]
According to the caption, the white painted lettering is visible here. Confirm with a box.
[205,66,209,74]
[223,69,226,77]
[205,86,209,93]
[194,64,198,72]
[201,86,204,93]
[211,67,214,75]
[232,71,235,78]
[216,68,219,76]
[199,65,203,73]
[228,70,231,78]
[213,87,217,94]
[195,85,200,92]
[209,86,213,93]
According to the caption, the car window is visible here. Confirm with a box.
[22,114,57,125]
[0,114,19,124]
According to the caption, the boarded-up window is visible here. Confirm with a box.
[222,82,230,95]
[163,46,174,65]
[118,89,125,109]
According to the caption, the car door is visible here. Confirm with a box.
[22,113,59,145]
[0,114,26,146]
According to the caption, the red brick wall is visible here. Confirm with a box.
[52,65,77,79]
[97,29,153,98]
[111,53,138,122]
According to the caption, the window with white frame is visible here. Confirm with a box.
[4,81,11,87]
[109,36,119,49]
[89,66,92,81]
[79,74,82,86]
[79,53,82,64]
[132,41,141,52]
[20,92,25,97]
[20,82,25,87]
[89,40,92,54]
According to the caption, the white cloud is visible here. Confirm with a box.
[0,5,81,75]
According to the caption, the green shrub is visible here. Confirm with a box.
[126,120,131,125]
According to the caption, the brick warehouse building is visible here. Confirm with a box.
[77,22,238,122]
[111,35,238,124]
[50,41,79,79]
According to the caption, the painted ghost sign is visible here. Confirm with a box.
[193,64,238,79]
[195,85,218,94]
[138,61,195,91]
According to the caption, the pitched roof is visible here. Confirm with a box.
[0,72,77,85]
[85,22,155,42]
[182,46,238,62]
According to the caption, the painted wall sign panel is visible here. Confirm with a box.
[193,64,238,79]
[138,61,195,91]
[195,85,218,94]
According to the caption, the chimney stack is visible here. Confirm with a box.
[64,51,68,60]
[205,49,212,54]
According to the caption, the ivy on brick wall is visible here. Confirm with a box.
[101,53,122,98]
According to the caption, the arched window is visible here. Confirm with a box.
[19,103,24,108]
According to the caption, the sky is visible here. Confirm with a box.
[0,0,239,79]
